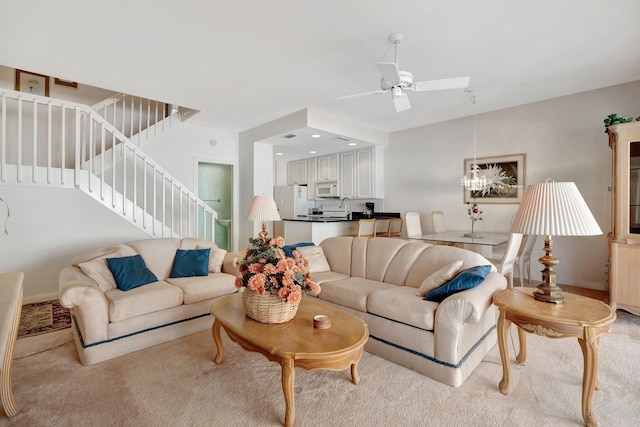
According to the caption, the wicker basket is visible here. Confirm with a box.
[241,288,299,324]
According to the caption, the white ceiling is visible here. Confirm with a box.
[2,1,639,153]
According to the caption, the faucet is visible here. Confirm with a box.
[339,197,351,217]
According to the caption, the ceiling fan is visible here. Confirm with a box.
[336,33,470,112]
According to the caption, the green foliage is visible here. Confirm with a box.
[604,113,638,133]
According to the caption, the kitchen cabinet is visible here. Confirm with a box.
[356,148,375,198]
[306,157,316,200]
[608,121,640,316]
[286,159,307,185]
[340,151,356,198]
[316,154,339,182]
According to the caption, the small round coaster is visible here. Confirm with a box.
[313,314,331,329]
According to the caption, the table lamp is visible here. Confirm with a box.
[245,195,281,240]
[511,180,602,303]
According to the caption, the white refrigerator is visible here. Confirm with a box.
[274,185,311,220]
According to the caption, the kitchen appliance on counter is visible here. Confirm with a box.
[322,205,349,218]
[274,185,312,220]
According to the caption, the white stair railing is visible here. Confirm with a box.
[0,89,215,240]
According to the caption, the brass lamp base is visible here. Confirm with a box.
[534,235,565,304]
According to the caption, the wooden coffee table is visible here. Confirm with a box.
[493,287,616,427]
[210,293,369,427]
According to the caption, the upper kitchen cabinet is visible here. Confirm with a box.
[306,157,316,200]
[340,147,383,198]
[608,121,640,316]
[316,154,339,182]
[286,159,307,185]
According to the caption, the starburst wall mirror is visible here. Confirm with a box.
[463,153,525,204]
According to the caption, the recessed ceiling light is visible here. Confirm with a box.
[276,152,284,156]
[348,142,357,146]
[311,134,321,138]
[309,150,317,154]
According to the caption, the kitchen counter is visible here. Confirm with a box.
[284,216,356,223]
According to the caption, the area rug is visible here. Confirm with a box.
[3,311,640,426]
[17,299,71,338]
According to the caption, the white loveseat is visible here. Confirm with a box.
[303,236,507,387]
[59,238,241,365]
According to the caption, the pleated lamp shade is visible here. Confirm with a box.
[245,196,281,222]
[511,181,602,237]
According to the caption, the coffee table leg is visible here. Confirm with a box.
[497,308,511,394]
[282,357,295,427]
[515,326,527,364]
[578,328,600,427]
[351,362,360,385]
[212,319,223,364]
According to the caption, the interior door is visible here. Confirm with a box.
[198,162,233,250]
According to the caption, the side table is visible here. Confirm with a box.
[493,287,616,427]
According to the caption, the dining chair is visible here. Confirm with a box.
[357,219,377,237]
[515,235,536,287]
[405,212,423,238]
[378,218,403,237]
[492,232,523,288]
[431,211,446,233]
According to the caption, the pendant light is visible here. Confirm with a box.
[460,89,491,191]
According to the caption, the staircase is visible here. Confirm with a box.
[0,88,215,240]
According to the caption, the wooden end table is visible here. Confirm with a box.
[210,294,369,427]
[493,287,616,427]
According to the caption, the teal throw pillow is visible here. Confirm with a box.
[170,248,211,278]
[423,265,492,303]
[106,254,158,291]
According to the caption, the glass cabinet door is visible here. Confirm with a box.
[630,142,640,234]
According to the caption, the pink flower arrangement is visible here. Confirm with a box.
[235,236,321,304]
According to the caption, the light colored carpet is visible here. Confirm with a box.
[3,311,639,426]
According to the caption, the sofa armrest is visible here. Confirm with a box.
[433,272,506,364]
[221,251,244,278]
[59,266,109,344]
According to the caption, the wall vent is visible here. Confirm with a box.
[282,133,297,139]
[332,136,350,142]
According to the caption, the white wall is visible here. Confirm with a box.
[385,80,640,290]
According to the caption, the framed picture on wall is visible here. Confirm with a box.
[463,153,525,204]
[15,69,50,97]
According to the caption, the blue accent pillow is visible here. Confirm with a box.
[106,255,158,291]
[424,265,492,303]
[170,248,211,278]
[282,242,314,257]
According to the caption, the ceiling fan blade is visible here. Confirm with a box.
[412,76,470,92]
[376,62,400,83]
[335,89,389,101]
[392,92,411,112]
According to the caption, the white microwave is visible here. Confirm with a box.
[316,182,339,198]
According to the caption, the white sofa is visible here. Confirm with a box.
[306,236,507,387]
[59,238,241,365]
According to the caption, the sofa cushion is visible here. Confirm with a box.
[78,251,120,293]
[368,286,439,330]
[318,277,396,312]
[166,274,237,304]
[107,255,159,291]
[417,260,464,297]
[71,244,136,267]
[170,248,210,278]
[308,271,349,285]
[295,245,331,273]
[383,241,431,286]
[424,265,492,303]
[320,237,354,276]
[126,238,181,280]
[195,243,227,273]
[364,238,409,282]
[105,280,183,322]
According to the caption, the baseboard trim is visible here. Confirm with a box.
[23,292,59,304]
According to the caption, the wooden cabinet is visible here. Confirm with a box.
[340,151,356,198]
[286,159,307,185]
[316,154,339,182]
[356,148,375,198]
[608,122,640,315]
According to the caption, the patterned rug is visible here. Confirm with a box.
[18,299,71,338]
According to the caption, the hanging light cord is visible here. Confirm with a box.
[0,196,10,235]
